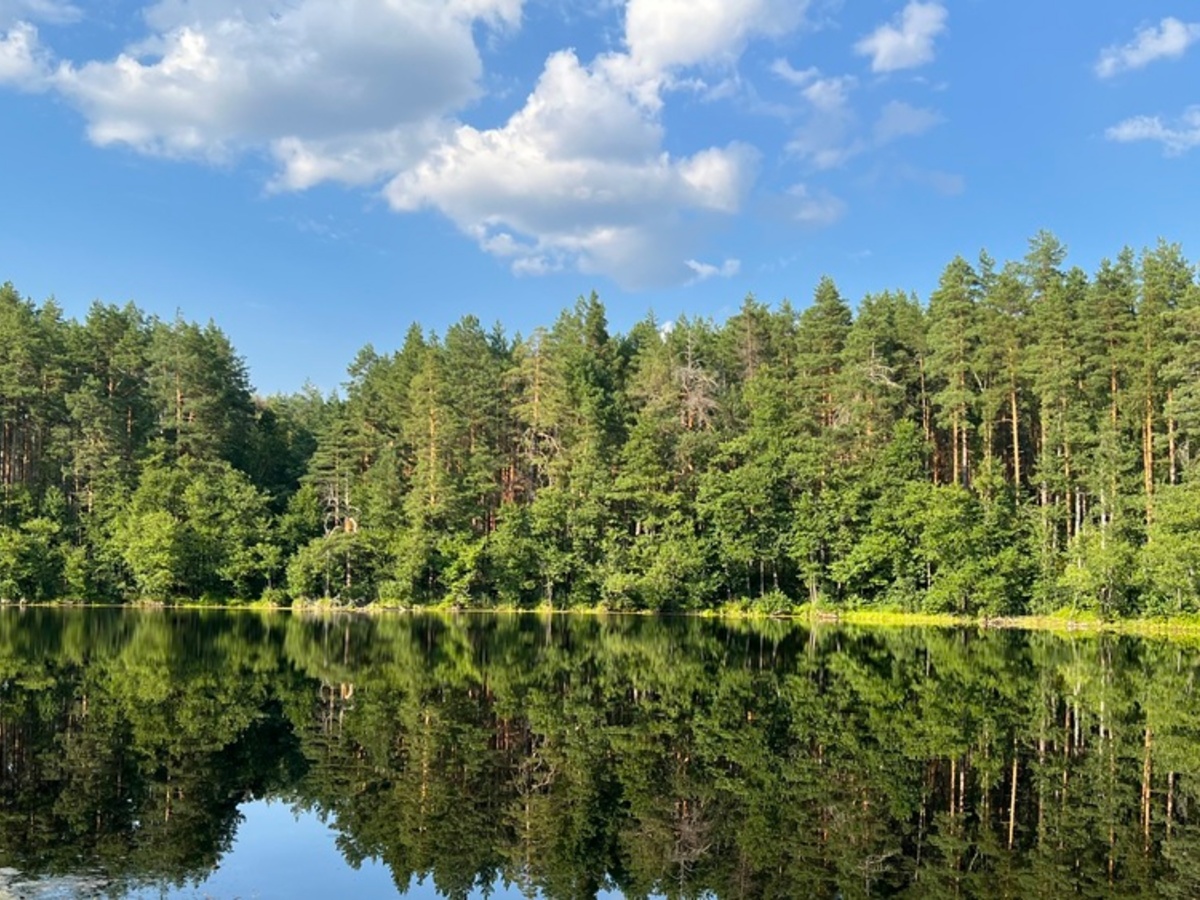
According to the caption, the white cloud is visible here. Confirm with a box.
[770,58,857,111]
[1106,106,1200,155]
[778,65,862,169]
[772,59,848,114]
[855,1,947,73]
[685,258,741,283]
[874,100,942,143]
[51,0,519,161]
[788,127,862,170]
[374,0,808,287]
[0,21,48,88]
[773,55,945,168]
[625,0,807,74]
[788,183,846,225]
[387,50,759,288]
[269,126,450,192]
[1096,17,1200,78]
[770,58,817,87]
[2,0,815,287]
[802,73,855,113]
[0,0,79,27]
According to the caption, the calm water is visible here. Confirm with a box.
[1,610,1198,899]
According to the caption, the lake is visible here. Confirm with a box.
[0,609,1197,898]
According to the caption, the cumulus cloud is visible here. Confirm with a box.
[855,1,947,73]
[387,50,759,288]
[1106,106,1200,155]
[52,0,515,161]
[0,21,48,88]
[372,0,807,286]
[1096,17,1200,78]
[1,0,817,287]
[625,0,807,75]
[269,126,450,192]
[874,100,942,143]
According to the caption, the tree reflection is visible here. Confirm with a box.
[1,609,1200,898]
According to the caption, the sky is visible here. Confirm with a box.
[0,1,1196,394]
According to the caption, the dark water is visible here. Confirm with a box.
[1,610,1198,899]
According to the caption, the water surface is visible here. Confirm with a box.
[1,609,1197,898]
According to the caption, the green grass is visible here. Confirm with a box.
[17,595,1200,639]
[823,609,968,629]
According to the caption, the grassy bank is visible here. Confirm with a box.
[12,596,1200,639]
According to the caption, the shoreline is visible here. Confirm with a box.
[7,599,1200,637]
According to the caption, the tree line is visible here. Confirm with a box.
[2,230,1199,615]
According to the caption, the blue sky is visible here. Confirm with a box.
[0,1,1196,394]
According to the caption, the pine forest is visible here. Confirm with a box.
[3,231,1200,619]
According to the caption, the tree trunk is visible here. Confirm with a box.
[1010,382,1021,487]
[1144,397,1155,523]
[1168,391,1177,485]
[951,416,960,487]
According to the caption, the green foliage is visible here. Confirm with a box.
[1141,477,1200,614]
[1059,527,1138,618]
[287,530,386,605]
[2,234,1200,614]
[111,458,273,601]
[116,509,183,599]
[0,517,64,600]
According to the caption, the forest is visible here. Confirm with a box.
[1,230,1199,617]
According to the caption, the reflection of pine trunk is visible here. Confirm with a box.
[1142,725,1153,851]
[1061,702,1071,821]
[949,756,957,819]
[1037,722,1046,843]
[1109,759,1116,881]
[1167,772,1176,840]
[915,765,930,882]
[420,709,431,832]
[958,756,966,819]
[1008,745,1019,850]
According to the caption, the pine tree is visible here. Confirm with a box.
[926,257,980,487]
